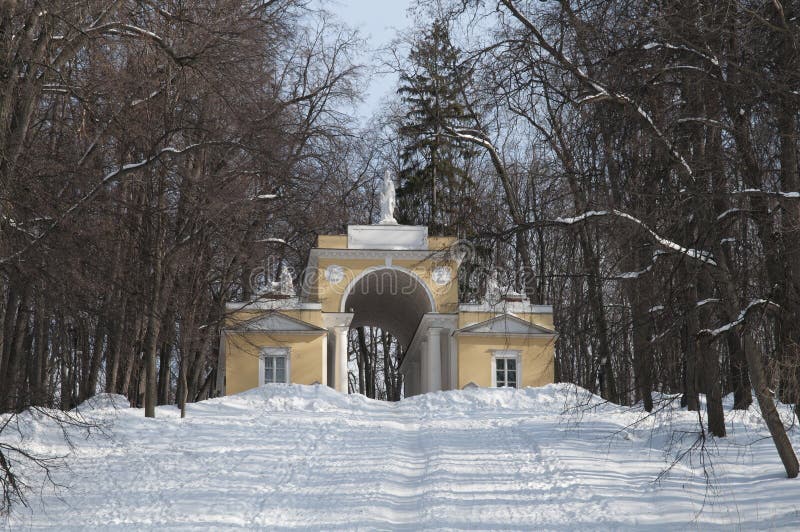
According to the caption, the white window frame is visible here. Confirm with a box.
[491,349,521,388]
[258,347,291,385]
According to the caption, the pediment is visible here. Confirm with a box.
[458,313,555,336]
[238,312,326,333]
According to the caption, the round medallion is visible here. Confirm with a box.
[325,264,345,284]
[432,266,452,286]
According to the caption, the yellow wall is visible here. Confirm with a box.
[316,257,460,314]
[458,311,554,331]
[224,331,326,395]
[428,236,457,250]
[457,336,555,388]
[317,235,348,248]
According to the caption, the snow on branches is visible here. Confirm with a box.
[699,299,781,337]
[553,210,717,266]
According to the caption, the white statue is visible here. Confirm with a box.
[485,269,501,305]
[378,170,397,225]
[279,264,294,296]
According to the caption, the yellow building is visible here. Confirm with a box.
[217,175,556,396]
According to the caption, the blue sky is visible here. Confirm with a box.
[332,0,414,120]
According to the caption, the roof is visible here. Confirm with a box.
[458,302,554,314]
[225,312,327,334]
[456,313,556,336]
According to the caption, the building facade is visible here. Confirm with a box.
[216,221,557,397]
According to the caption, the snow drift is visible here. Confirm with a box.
[3,383,800,530]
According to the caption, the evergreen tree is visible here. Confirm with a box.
[397,20,477,235]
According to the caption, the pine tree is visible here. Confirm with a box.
[397,20,477,235]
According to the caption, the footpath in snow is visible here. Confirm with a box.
[3,383,800,530]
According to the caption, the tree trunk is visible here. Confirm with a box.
[699,335,726,438]
[158,337,171,405]
[630,289,653,412]
[106,295,128,394]
[4,288,30,411]
[31,303,47,406]
[84,318,106,402]
[743,334,799,478]
[0,285,19,408]
[179,350,188,418]
[356,327,366,395]
[144,172,167,417]
[143,272,162,418]
[726,333,751,410]
[681,300,700,411]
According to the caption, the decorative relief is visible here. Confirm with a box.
[431,266,452,286]
[325,264,345,284]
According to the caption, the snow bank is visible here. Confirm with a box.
[76,393,131,411]
[4,384,800,530]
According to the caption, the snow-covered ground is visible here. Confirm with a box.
[3,384,800,530]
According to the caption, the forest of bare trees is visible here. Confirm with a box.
[2,0,800,509]
[369,0,800,477]
[0,0,365,414]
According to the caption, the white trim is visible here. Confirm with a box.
[491,349,521,388]
[301,245,464,300]
[456,313,556,336]
[237,311,328,333]
[322,312,354,329]
[347,224,428,250]
[226,299,321,311]
[459,302,553,314]
[312,248,444,260]
[258,347,291,385]
[338,265,437,313]
[228,329,325,336]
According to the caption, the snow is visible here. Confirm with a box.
[555,210,717,266]
[733,189,800,199]
[554,210,608,224]
[4,384,800,529]
[642,42,720,66]
[131,89,162,107]
[615,270,646,279]
[615,264,653,279]
[676,117,724,126]
[612,210,716,265]
[700,299,779,337]
[717,208,741,221]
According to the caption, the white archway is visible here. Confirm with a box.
[339,266,436,348]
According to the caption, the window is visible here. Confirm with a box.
[259,347,290,385]
[493,350,520,388]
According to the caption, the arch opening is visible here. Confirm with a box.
[342,268,433,348]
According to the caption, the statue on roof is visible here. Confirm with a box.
[485,269,501,305]
[279,263,294,296]
[378,170,398,225]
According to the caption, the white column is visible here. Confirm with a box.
[448,330,458,390]
[335,326,349,393]
[426,327,443,393]
[420,338,428,393]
